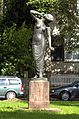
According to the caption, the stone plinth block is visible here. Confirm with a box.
[29,78,49,109]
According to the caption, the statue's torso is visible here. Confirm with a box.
[32,19,46,45]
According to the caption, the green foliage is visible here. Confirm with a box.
[0,23,35,77]
[3,0,27,26]
[1,62,17,75]
[27,0,58,12]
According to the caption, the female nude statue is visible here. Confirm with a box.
[30,10,54,78]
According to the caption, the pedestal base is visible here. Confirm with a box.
[29,78,49,109]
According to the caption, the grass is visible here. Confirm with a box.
[0,99,79,119]
[50,101,79,114]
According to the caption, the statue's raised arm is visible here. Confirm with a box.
[44,14,54,51]
[30,10,43,16]
[30,10,43,21]
[46,27,54,51]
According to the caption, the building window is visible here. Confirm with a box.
[64,50,79,62]
[51,36,79,62]
[51,35,64,61]
[51,45,64,61]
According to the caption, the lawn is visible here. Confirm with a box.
[0,99,79,119]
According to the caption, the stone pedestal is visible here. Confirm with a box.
[29,78,49,109]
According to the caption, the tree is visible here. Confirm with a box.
[0,23,35,77]
[0,0,36,77]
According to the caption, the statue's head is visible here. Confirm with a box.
[44,14,54,22]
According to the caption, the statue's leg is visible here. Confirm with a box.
[39,70,43,78]
[32,44,44,78]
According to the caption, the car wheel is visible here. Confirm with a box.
[60,91,70,101]
[6,92,16,99]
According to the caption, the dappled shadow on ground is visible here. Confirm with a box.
[0,110,79,119]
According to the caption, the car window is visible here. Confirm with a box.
[0,79,8,86]
[76,83,79,87]
[73,82,79,87]
[8,79,20,85]
[72,81,79,85]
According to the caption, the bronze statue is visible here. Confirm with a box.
[30,10,54,78]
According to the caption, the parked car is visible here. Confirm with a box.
[50,81,79,101]
[0,76,24,99]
